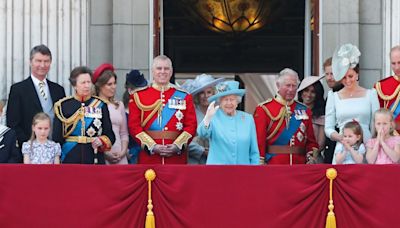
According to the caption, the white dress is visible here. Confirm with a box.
[325,89,380,162]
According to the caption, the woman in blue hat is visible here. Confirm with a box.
[197,81,259,165]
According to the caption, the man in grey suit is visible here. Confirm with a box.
[6,44,65,151]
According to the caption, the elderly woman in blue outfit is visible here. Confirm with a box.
[197,81,259,165]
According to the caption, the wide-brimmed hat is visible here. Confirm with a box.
[332,43,361,81]
[126,69,148,87]
[93,63,115,83]
[181,74,224,95]
[297,75,325,93]
[208,81,245,102]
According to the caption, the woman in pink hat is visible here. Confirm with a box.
[93,63,129,164]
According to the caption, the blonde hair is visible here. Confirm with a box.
[30,112,51,143]
[373,108,395,137]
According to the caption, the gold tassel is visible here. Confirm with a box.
[325,168,338,228]
[145,169,156,228]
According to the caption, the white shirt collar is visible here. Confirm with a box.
[31,75,48,87]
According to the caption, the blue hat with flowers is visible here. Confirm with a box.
[332,43,361,81]
[180,74,224,95]
[208,81,245,102]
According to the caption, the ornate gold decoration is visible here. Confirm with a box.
[173,131,193,150]
[325,168,338,228]
[136,132,156,150]
[375,81,400,110]
[145,169,156,228]
[99,136,112,151]
[133,92,163,127]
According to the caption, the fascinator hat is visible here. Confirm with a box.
[208,81,245,103]
[180,74,224,95]
[332,43,361,81]
[297,75,325,93]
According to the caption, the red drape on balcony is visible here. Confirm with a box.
[0,164,399,228]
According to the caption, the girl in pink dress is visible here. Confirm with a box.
[366,108,400,164]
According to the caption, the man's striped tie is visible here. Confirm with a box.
[38,81,47,100]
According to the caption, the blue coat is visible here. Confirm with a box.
[197,109,259,165]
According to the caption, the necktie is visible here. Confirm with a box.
[38,81,47,100]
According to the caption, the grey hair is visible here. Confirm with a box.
[216,95,242,105]
[276,68,300,86]
[152,55,173,70]
[390,45,400,56]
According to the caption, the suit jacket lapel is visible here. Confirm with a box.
[27,77,43,110]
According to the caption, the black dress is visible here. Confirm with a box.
[52,96,115,164]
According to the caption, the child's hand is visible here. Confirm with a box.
[342,141,352,152]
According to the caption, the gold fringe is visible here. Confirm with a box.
[145,169,156,228]
[325,168,338,228]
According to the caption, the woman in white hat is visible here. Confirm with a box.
[181,74,223,164]
[197,81,259,165]
[325,43,380,164]
[297,75,326,159]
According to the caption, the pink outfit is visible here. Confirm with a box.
[366,136,400,164]
[106,101,129,164]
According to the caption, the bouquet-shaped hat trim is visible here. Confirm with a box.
[332,43,361,81]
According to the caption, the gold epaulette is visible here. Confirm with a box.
[170,84,189,93]
[257,98,272,106]
[54,96,73,108]
[92,95,108,104]
[53,96,82,138]
[375,81,400,101]
[132,85,149,94]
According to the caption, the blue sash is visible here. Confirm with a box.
[61,99,104,161]
[273,103,306,146]
[391,101,400,120]
[148,90,187,131]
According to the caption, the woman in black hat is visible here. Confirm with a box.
[123,70,148,164]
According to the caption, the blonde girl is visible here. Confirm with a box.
[333,120,365,164]
[366,108,400,164]
[22,112,61,164]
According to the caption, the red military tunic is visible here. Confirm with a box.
[253,95,319,164]
[374,76,400,131]
[128,83,197,164]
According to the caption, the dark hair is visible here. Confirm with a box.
[343,120,364,147]
[69,66,93,86]
[94,70,119,108]
[323,57,332,70]
[30,44,52,61]
[352,64,360,74]
[297,81,325,118]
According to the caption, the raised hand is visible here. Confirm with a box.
[203,101,220,126]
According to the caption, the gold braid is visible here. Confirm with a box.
[260,105,287,140]
[375,82,400,109]
[54,98,84,138]
[133,92,163,127]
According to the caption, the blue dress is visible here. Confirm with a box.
[197,109,259,165]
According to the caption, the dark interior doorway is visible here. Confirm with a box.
[163,0,305,76]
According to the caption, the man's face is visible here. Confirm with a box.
[277,75,298,101]
[152,59,172,86]
[30,53,51,80]
[391,49,400,76]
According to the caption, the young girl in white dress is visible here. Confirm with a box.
[22,112,61,164]
[333,120,365,164]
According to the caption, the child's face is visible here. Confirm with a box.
[375,113,393,135]
[343,128,361,146]
[33,119,51,141]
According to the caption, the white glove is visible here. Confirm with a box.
[203,101,219,127]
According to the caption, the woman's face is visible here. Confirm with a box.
[341,68,358,88]
[301,85,316,106]
[74,73,93,97]
[99,76,117,99]
[198,87,214,108]
[219,94,238,116]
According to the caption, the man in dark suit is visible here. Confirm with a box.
[6,44,65,148]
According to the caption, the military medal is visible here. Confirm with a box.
[175,110,184,130]
[86,126,96,137]
[299,122,306,133]
[93,118,102,129]
[296,131,304,142]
